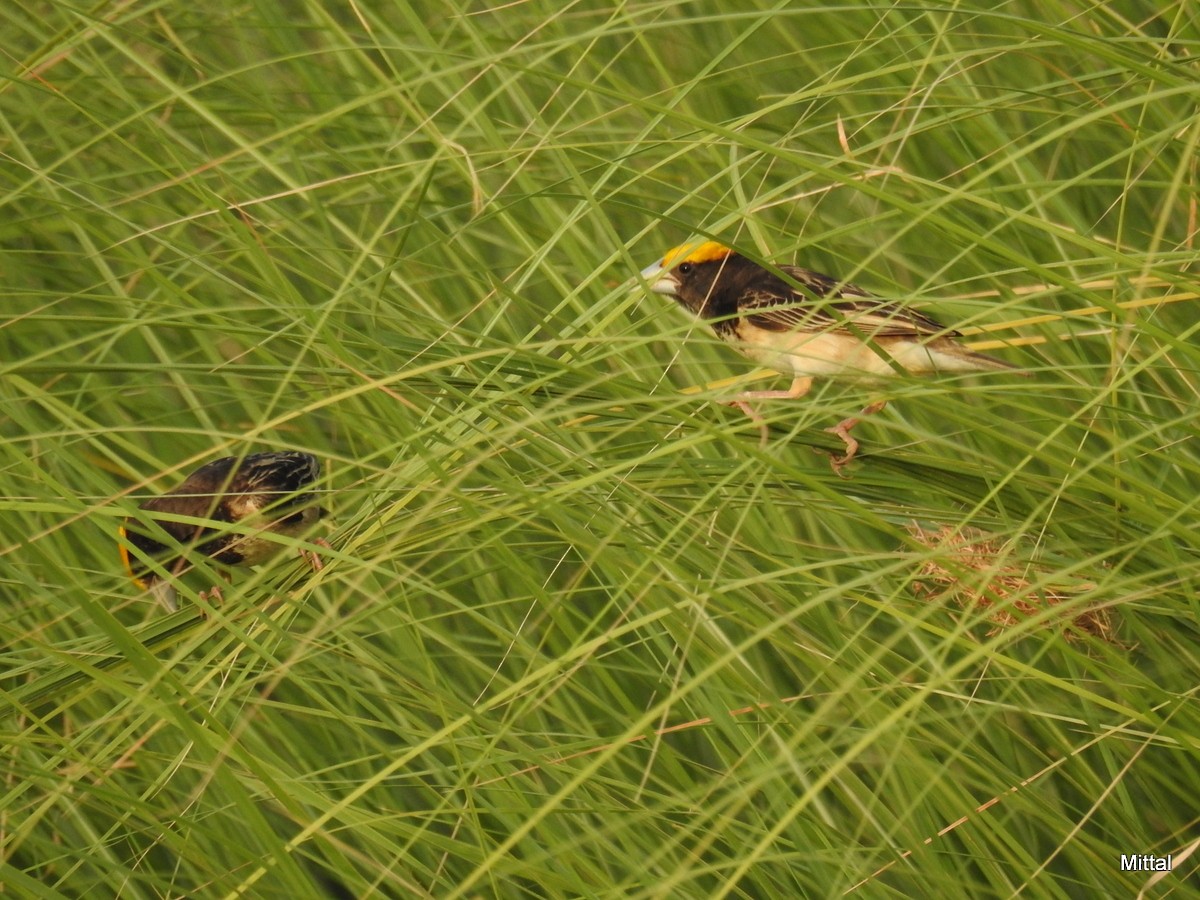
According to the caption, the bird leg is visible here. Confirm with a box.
[727,399,768,446]
[299,537,332,573]
[197,571,234,612]
[198,585,225,605]
[725,376,813,446]
[824,400,888,474]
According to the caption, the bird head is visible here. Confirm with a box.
[640,241,740,316]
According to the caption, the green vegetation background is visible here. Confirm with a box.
[3,1,1198,896]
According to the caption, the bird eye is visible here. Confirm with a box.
[678,263,693,275]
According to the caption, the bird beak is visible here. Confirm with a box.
[639,261,678,296]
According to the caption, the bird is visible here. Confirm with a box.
[640,240,1022,469]
[118,450,329,611]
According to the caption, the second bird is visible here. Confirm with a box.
[640,240,1020,468]
[119,450,328,611]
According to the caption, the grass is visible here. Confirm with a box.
[3,1,1199,896]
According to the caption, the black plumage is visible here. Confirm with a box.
[119,451,327,610]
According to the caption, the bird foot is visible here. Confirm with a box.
[721,377,814,447]
[194,585,225,618]
[299,537,332,573]
[820,401,888,476]
[822,418,863,477]
[724,399,770,447]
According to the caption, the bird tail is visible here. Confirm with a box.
[935,341,1028,375]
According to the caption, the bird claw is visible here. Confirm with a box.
[198,585,224,604]
[821,401,887,475]
[820,421,861,478]
[299,537,332,573]
[720,390,886,469]
[722,399,770,447]
[193,585,225,619]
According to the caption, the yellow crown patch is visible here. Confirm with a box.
[661,240,733,269]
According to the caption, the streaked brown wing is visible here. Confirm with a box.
[224,452,321,519]
[232,451,321,495]
[740,268,956,338]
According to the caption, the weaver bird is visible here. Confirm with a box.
[119,450,329,611]
[640,240,1021,468]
